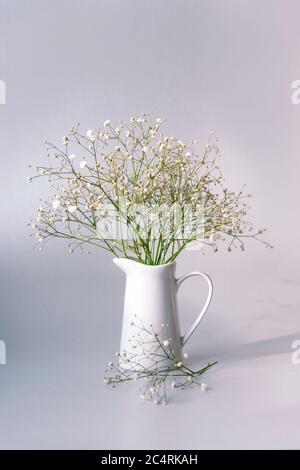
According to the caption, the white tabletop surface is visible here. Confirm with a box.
[0,248,299,450]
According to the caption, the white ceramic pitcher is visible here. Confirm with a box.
[113,258,213,365]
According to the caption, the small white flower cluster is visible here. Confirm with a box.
[28,115,271,259]
[104,319,217,405]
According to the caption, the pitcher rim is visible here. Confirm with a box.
[113,257,176,269]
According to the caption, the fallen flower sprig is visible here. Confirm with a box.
[104,319,217,405]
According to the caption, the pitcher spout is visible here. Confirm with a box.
[113,257,133,275]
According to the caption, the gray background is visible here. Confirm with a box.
[1,0,300,449]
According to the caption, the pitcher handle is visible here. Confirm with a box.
[176,271,213,347]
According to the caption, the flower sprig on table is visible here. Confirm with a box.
[28,114,271,264]
[104,318,217,405]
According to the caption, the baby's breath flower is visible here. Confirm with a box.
[86,129,95,141]
[104,322,216,405]
[52,199,60,209]
[29,115,269,263]
[67,205,77,213]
